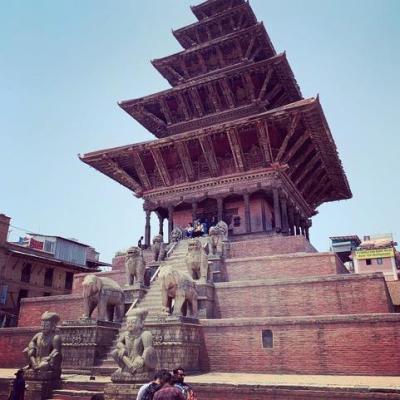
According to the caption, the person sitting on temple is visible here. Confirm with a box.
[193,221,202,238]
[184,223,194,239]
[23,311,62,378]
[138,236,144,249]
[111,308,157,377]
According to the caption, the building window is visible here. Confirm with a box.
[44,268,54,287]
[21,263,32,283]
[44,240,55,254]
[65,272,74,290]
[17,289,28,309]
[43,292,51,297]
[366,259,372,265]
[262,329,273,348]
[377,258,383,265]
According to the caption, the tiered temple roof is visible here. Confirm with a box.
[81,0,351,222]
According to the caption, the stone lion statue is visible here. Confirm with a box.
[159,266,198,318]
[215,220,229,240]
[125,246,145,287]
[208,226,223,256]
[185,238,209,282]
[82,274,125,323]
[111,308,158,382]
[152,234,166,262]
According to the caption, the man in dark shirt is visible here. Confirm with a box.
[172,367,197,400]
[153,371,184,400]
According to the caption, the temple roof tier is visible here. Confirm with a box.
[81,97,351,210]
[152,23,275,87]
[191,0,246,21]
[173,2,257,49]
[119,53,302,138]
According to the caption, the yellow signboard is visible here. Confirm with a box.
[355,248,394,260]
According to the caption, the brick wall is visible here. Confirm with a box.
[229,235,316,258]
[0,327,39,368]
[225,252,347,281]
[214,273,392,318]
[199,314,400,375]
[18,294,91,327]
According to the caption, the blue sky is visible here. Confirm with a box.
[1,0,399,262]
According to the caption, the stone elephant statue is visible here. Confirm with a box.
[125,246,145,286]
[185,238,209,282]
[82,274,125,323]
[152,234,166,262]
[159,266,198,319]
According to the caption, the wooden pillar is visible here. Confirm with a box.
[243,192,251,233]
[217,197,224,222]
[192,202,198,222]
[305,225,310,241]
[281,196,289,234]
[168,206,174,242]
[158,214,164,236]
[272,189,282,233]
[145,210,151,248]
[288,205,295,236]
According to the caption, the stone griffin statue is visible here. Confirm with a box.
[159,266,198,318]
[111,308,158,381]
[208,221,229,256]
[152,234,167,262]
[125,246,145,287]
[185,238,209,282]
[23,311,62,379]
[82,274,125,323]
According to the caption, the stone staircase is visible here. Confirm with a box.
[91,238,194,375]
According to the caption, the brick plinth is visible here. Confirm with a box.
[214,273,392,318]
[229,235,317,258]
[199,314,400,376]
[18,294,93,327]
[0,327,40,368]
[225,252,347,281]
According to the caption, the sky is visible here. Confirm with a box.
[1,0,399,263]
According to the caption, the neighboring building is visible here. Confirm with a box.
[330,235,361,272]
[0,213,107,327]
[330,233,399,281]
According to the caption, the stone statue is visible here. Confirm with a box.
[23,311,62,379]
[152,234,166,262]
[185,238,209,282]
[82,274,125,323]
[215,220,229,240]
[208,226,223,256]
[125,246,145,287]
[159,266,198,318]
[111,308,158,381]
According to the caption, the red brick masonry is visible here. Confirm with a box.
[214,272,393,318]
[199,314,400,375]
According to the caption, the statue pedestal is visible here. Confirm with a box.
[24,376,61,400]
[208,254,225,282]
[197,282,215,318]
[111,370,153,383]
[123,284,148,306]
[104,383,142,400]
[60,319,120,373]
[145,317,202,373]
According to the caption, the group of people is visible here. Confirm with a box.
[184,217,218,239]
[137,367,197,400]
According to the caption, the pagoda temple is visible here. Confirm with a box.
[80,0,351,247]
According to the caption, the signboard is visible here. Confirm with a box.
[355,248,394,260]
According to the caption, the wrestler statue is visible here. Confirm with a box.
[23,311,62,379]
[111,308,158,382]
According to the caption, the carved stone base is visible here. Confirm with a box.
[123,285,148,306]
[111,369,153,383]
[104,383,142,400]
[145,319,202,373]
[24,370,60,381]
[196,282,215,318]
[24,379,61,400]
[208,255,226,282]
[60,319,120,373]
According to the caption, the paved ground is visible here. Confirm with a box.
[1,369,400,391]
